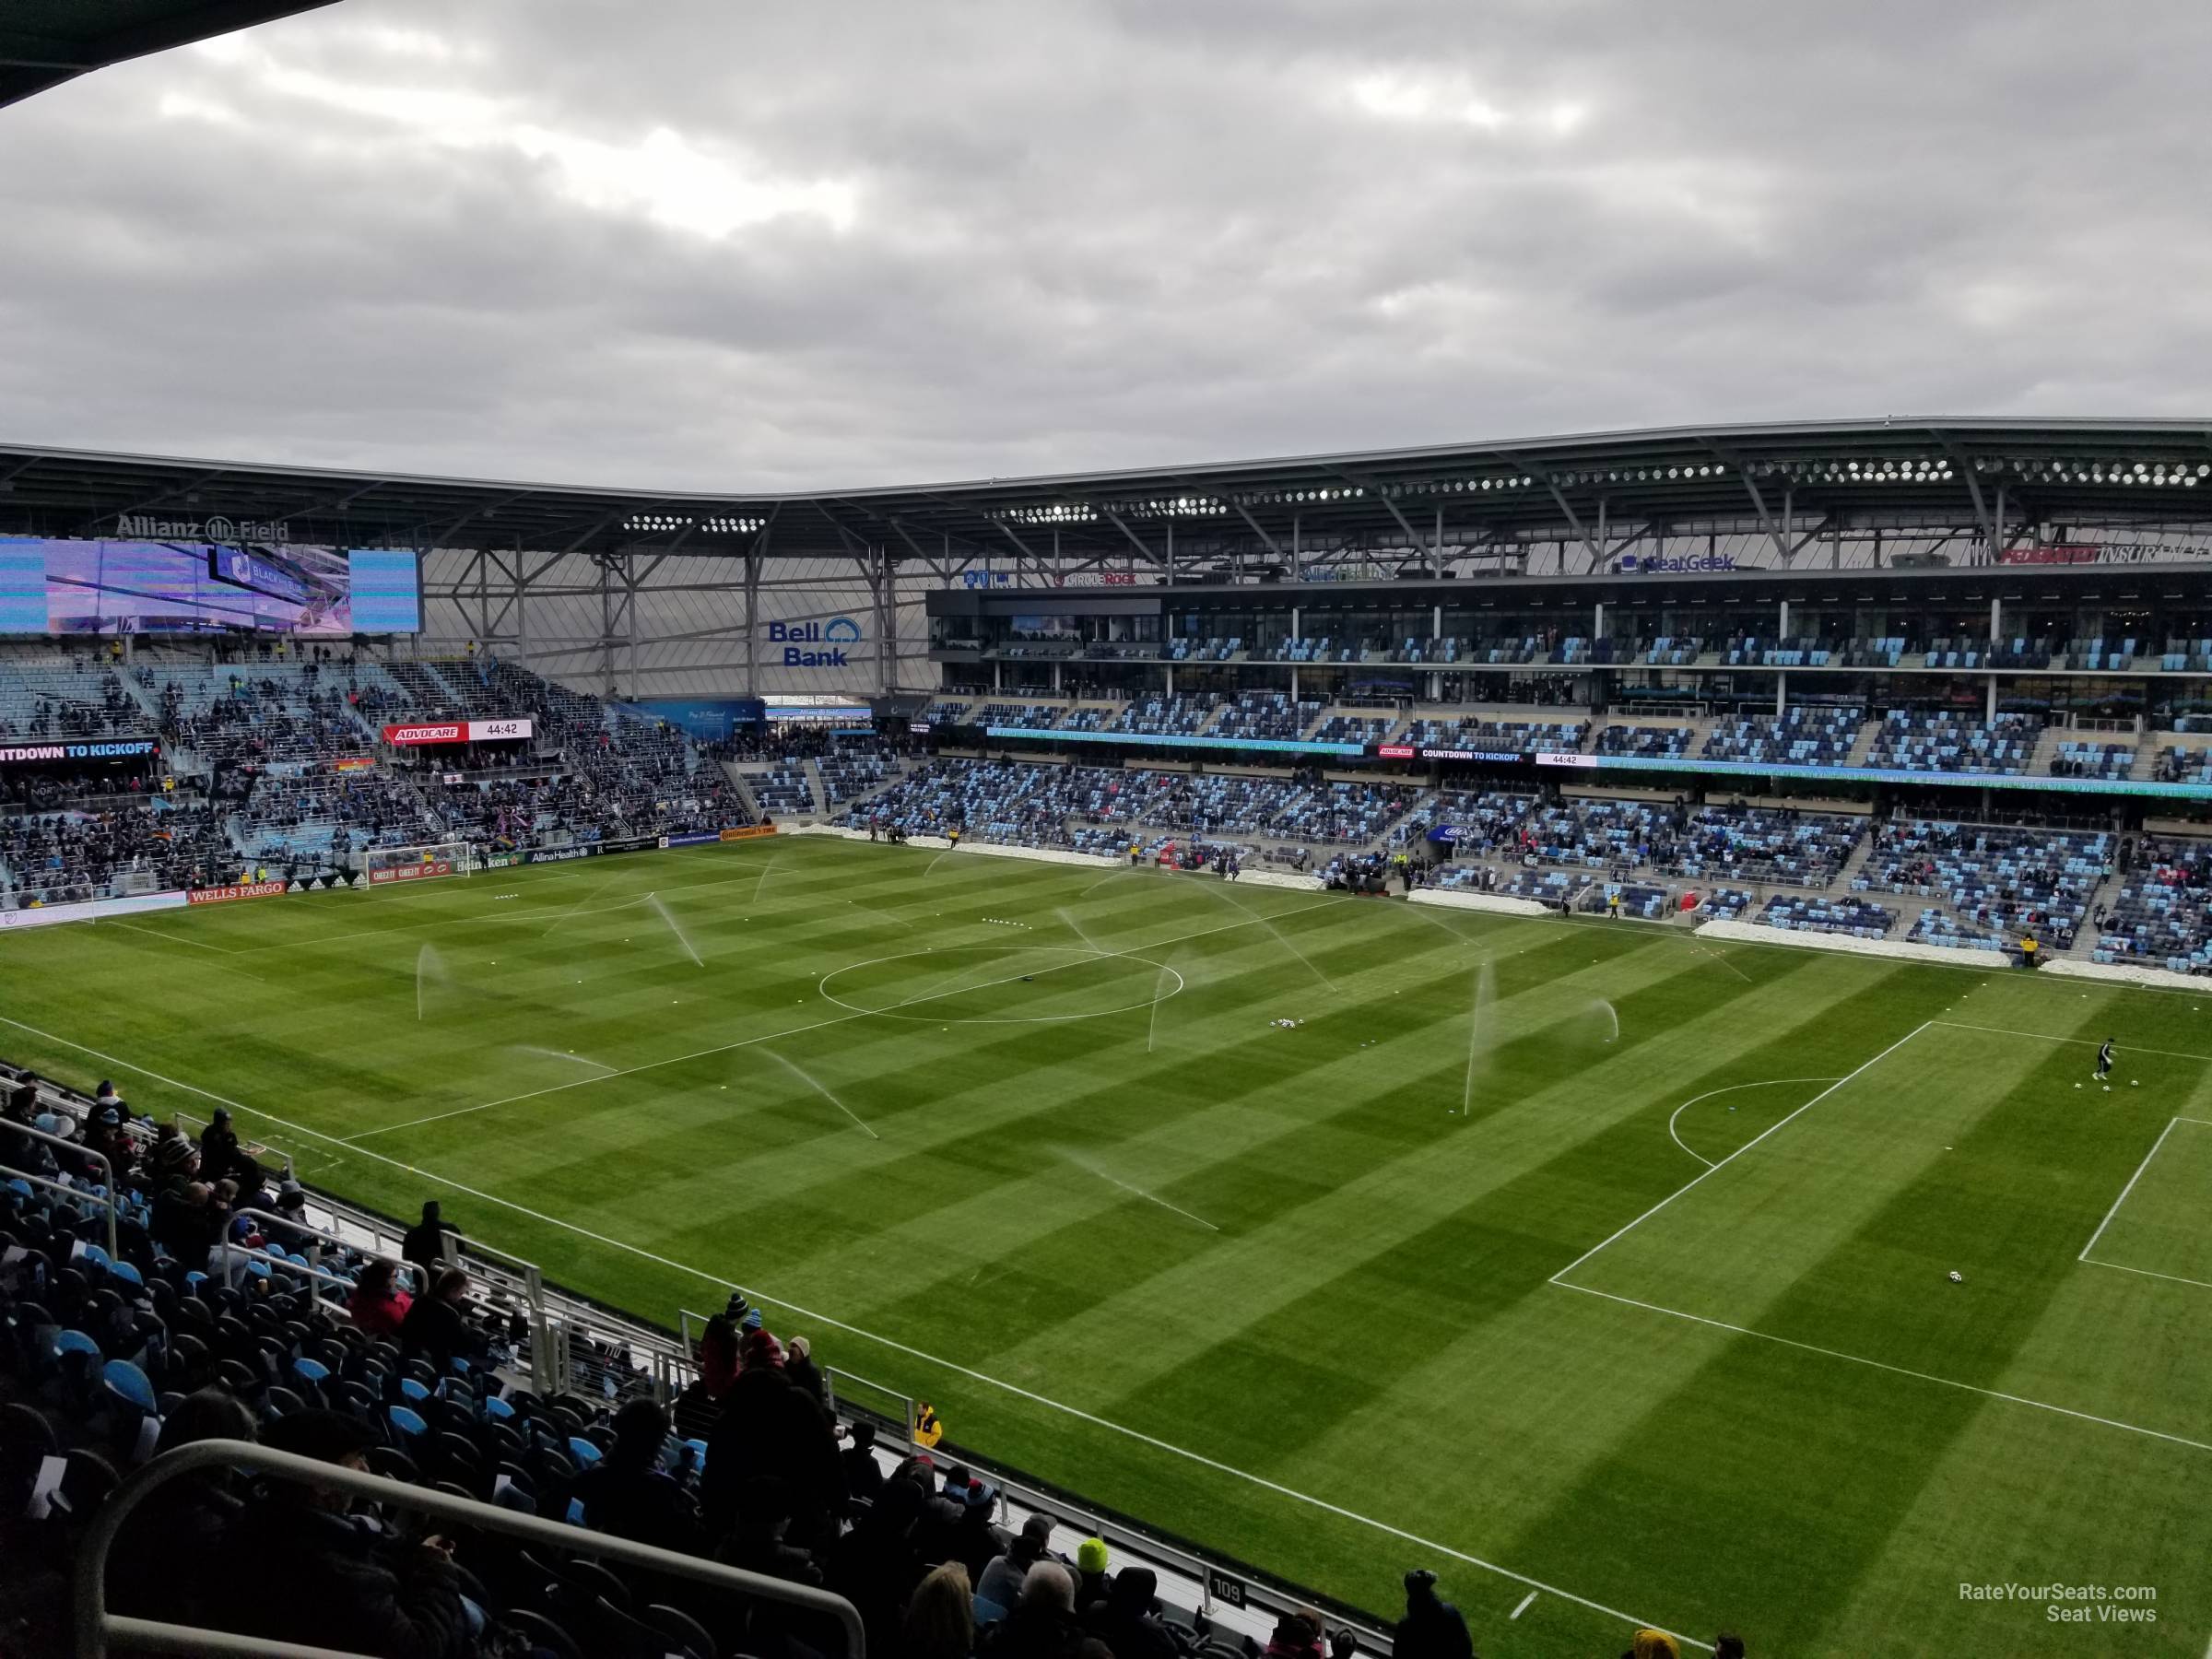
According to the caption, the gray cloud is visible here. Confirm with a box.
[2,0,2208,493]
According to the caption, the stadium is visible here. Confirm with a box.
[8,8,2212,1659]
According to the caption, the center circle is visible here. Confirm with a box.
[818,944,1185,1024]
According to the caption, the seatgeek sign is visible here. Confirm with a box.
[771,617,863,667]
[382,719,534,747]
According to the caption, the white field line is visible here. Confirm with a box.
[1510,1592,1538,1620]
[0,1007,1708,1652]
[1553,1279,2212,1458]
[338,897,1348,1142]
[101,919,243,955]
[1550,1024,1930,1288]
[1931,1021,2212,1064]
[2084,1258,2212,1294]
[2077,1117,2186,1263]
[1665,1078,1843,1169]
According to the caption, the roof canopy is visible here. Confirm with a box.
[0,1,338,109]
[4,418,2210,562]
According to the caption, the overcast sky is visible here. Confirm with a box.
[4,1,2209,492]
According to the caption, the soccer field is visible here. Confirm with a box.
[5,835,2210,1656]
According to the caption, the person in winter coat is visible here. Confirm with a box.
[701,1329,843,1547]
[574,1398,699,1556]
[398,1267,489,1373]
[841,1418,886,1510]
[980,1561,1084,1659]
[1393,1571,1475,1659]
[1264,1609,1327,1659]
[830,1474,926,1659]
[976,1512,1059,1613]
[222,1409,476,1658]
[1085,1567,1182,1659]
[348,1259,413,1342]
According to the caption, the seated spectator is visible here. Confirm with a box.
[830,1475,926,1658]
[1073,1536,1112,1611]
[147,1128,198,1193]
[1265,1609,1326,1659]
[1087,1566,1182,1659]
[947,1473,1007,1584]
[108,1388,259,1629]
[152,1181,227,1275]
[981,1561,1084,1659]
[977,1512,1058,1613]
[723,1474,826,1585]
[221,1408,476,1658]
[348,1258,413,1341]
[905,1560,977,1659]
[1394,1570,1473,1659]
[399,1266,490,1372]
[574,1398,700,1554]
[94,1078,131,1123]
[260,1180,320,1255]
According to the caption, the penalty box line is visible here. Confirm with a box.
[0,1009,1708,1653]
[2078,1114,2212,1290]
[1549,1024,2212,1459]
[1550,1020,1932,1288]
[1550,1280,2212,1458]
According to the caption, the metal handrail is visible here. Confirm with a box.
[72,1439,865,1659]
[0,1154,121,1256]
[230,1206,428,1294]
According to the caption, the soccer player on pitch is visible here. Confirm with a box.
[2096,1037,2115,1081]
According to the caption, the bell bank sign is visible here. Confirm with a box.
[771,617,863,666]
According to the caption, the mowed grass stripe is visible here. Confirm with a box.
[11,841,2212,1658]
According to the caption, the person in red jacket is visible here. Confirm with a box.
[348,1257,412,1340]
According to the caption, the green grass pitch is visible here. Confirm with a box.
[4,835,2210,1656]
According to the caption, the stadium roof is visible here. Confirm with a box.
[0,1,338,110]
[4,418,2211,564]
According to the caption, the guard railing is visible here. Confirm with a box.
[72,1439,865,1659]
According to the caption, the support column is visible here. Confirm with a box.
[744,547,759,698]
[1776,670,1787,715]
[1432,603,1443,647]
[871,549,886,696]
[1290,666,1300,700]
[1986,677,1997,721]
[993,660,1002,691]
[1166,520,1175,585]
[1989,594,2001,652]
[1166,665,1175,696]
[514,551,530,665]
[1290,513,1300,580]
[1432,506,1443,578]
[627,553,641,697]
[1779,598,1790,641]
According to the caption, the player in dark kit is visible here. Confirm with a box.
[2095,1038,2115,1081]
